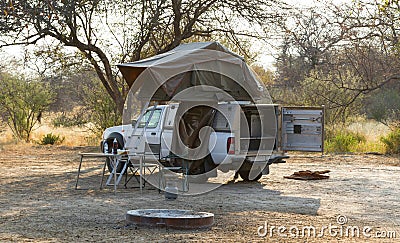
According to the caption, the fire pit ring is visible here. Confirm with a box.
[126,209,214,230]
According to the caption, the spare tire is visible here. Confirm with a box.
[101,133,125,173]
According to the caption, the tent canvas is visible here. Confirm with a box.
[118,42,271,103]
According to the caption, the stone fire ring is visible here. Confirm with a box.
[126,209,214,230]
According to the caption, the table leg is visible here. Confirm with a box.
[100,160,107,189]
[139,155,143,193]
[75,155,83,189]
[113,156,117,195]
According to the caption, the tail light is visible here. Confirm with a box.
[227,137,235,154]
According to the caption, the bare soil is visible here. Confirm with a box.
[0,146,399,242]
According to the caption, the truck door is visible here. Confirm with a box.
[135,108,163,154]
[281,107,324,152]
[160,104,179,158]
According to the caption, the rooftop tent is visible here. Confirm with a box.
[117,41,271,103]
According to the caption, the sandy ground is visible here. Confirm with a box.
[0,146,399,242]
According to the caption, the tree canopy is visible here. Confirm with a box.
[0,0,399,129]
[0,0,283,113]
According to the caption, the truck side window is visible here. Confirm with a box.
[137,109,162,128]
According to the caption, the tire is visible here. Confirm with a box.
[237,160,263,181]
[105,157,126,174]
[238,170,262,181]
[102,133,125,173]
[187,155,216,183]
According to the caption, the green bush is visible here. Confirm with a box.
[367,88,400,128]
[82,79,121,137]
[0,74,55,142]
[39,133,65,145]
[325,130,366,153]
[380,129,400,154]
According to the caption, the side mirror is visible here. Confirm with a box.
[131,119,137,127]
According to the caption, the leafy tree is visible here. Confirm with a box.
[380,128,400,154]
[272,1,400,126]
[299,69,365,125]
[0,73,55,142]
[82,78,121,136]
[251,64,275,86]
[274,6,344,86]
[367,87,400,129]
[0,0,284,115]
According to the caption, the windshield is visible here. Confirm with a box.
[137,109,162,128]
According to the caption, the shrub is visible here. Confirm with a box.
[325,129,366,153]
[380,129,400,154]
[0,73,55,142]
[39,133,65,145]
[367,88,400,128]
[82,79,121,137]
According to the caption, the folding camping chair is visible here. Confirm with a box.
[124,143,160,189]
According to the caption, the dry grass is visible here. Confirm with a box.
[347,119,390,142]
[0,115,393,154]
[0,115,100,147]
[33,125,99,146]
[347,119,390,153]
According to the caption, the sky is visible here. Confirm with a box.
[0,0,341,73]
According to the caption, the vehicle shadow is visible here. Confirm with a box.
[218,180,320,216]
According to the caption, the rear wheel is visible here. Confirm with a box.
[238,160,263,181]
[187,155,216,183]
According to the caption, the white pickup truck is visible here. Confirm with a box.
[101,42,324,182]
[101,103,324,181]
